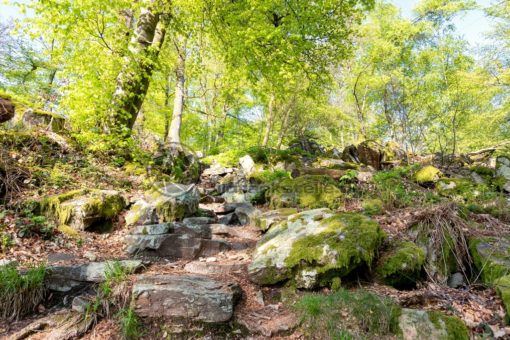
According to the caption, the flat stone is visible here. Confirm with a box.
[173,222,212,239]
[132,223,171,235]
[46,260,142,292]
[183,216,216,225]
[237,305,299,337]
[125,234,170,255]
[199,202,235,214]
[133,274,241,323]
[184,261,247,275]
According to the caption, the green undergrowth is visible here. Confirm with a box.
[294,289,401,339]
[118,306,144,340]
[268,175,343,209]
[427,311,470,340]
[202,146,305,168]
[371,165,435,209]
[0,263,47,320]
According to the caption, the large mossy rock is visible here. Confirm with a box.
[496,156,510,192]
[254,208,298,232]
[375,241,426,289]
[469,237,510,284]
[398,309,469,340]
[267,175,343,210]
[248,209,385,288]
[125,183,199,226]
[41,189,125,231]
[357,140,385,170]
[22,109,66,132]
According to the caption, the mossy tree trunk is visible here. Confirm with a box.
[108,4,167,134]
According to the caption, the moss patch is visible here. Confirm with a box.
[285,213,385,287]
[470,237,510,284]
[376,241,425,289]
[495,275,510,323]
[427,311,469,340]
[415,166,442,183]
[268,175,343,209]
[40,189,125,230]
[294,289,402,338]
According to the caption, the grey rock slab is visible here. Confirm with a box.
[183,216,217,225]
[131,223,171,235]
[133,274,241,323]
[125,234,170,255]
[46,260,142,292]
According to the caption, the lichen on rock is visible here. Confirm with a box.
[248,209,385,288]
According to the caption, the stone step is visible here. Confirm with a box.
[133,274,241,323]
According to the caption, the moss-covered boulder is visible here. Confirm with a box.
[248,209,385,288]
[494,275,510,323]
[375,241,426,289]
[415,166,442,184]
[357,140,384,170]
[496,156,510,192]
[22,109,66,132]
[41,189,125,231]
[470,237,510,284]
[267,175,343,210]
[125,183,199,226]
[382,141,407,167]
[398,309,469,340]
[254,208,298,232]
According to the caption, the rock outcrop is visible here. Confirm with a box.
[41,189,125,231]
[125,183,199,226]
[249,209,385,288]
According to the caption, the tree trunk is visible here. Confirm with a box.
[262,94,275,147]
[277,101,293,150]
[108,5,166,133]
[167,40,186,145]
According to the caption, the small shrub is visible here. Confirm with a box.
[0,263,47,320]
[118,306,144,340]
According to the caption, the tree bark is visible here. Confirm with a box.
[262,94,275,147]
[108,5,166,133]
[167,39,186,145]
[277,100,293,150]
